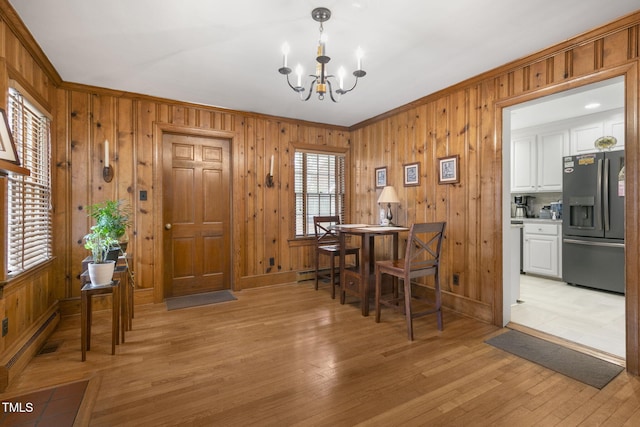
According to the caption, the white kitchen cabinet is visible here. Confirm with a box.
[510,134,536,193]
[570,122,604,155]
[604,111,625,151]
[537,130,568,192]
[511,130,567,193]
[569,109,625,155]
[523,222,562,278]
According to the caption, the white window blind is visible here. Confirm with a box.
[294,150,346,237]
[7,87,52,275]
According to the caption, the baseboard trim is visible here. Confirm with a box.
[0,304,60,392]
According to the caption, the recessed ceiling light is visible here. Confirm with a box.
[585,102,601,109]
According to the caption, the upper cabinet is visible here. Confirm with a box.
[511,108,624,193]
[511,129,568,193]
[570,110,625,155]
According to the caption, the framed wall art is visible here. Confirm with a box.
[0,108,20,165]
[375,166,387,188]
[438,155,459,184]
[403,162,420,187]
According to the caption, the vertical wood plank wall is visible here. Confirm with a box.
[350,14,640,372]
[0,1,639,374]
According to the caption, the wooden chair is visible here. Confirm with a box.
[314,216,360,299]
[375,222,446,340]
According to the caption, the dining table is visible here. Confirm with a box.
[334,224,409,316]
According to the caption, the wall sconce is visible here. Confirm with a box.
[266,154,274,188]
[377,185,400,226]
[103,139,114,182]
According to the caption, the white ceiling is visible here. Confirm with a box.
[510,76,625,130]
[7,0,639,127]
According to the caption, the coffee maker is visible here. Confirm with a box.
[514,195,532,218]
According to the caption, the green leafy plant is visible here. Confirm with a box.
[84,227,118,263]
[84,199,132,263]
[86,199,131,242]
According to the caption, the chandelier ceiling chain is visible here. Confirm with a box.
[278,7,366,102]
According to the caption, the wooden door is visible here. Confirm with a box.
[162,133,230,298]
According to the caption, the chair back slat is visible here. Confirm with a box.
[404,222,446,273]
[313,215,341,246]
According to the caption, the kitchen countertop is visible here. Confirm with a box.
[511,218,562,224]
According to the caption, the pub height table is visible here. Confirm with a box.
[335,224,409,316]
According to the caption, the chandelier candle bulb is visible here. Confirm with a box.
[270,155,274,176]
[282,43,289,68]
[338,67,345,89]
[296,64,302,87]
[104,139,109,168]
[356,48,363,70]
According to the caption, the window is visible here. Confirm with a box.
[6,87,52,275]
[294,149,346,237]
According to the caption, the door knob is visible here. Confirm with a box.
[165,223,172,230]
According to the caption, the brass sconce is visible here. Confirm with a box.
[103,139,114,182]
[266,154,274,188]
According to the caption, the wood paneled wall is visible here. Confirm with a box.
[351,13,640,372]
[53,89,351,301]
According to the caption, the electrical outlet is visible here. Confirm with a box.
[453,274,460,286]
[140,190,148,201]
[2,318,8,337]
[269,257,275,266]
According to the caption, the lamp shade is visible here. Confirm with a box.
[377,186,400,204]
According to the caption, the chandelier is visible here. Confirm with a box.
[278,7,366,102]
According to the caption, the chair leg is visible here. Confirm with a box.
[403,275,413,341]
[330,255,336,299]
[435,270,443,331]
[375,267,382,323]
[314,250,320,291]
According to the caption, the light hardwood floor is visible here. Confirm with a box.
[2,282,640,426]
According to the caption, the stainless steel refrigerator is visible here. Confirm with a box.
[562,151,625,294]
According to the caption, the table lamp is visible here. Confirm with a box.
[377,186,400,226]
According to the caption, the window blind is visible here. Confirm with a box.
[294,150,346,237]
[7,88,52,275]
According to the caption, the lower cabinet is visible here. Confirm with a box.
[523,222,562,279]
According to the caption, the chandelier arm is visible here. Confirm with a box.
[301,78,316,101]
[284,73,302,92]
[326,79,339,103]
[338,76,361,95]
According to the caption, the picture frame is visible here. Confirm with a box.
[0,108,20,165]
[375,166,387,188]
[403,162,420,187]
[438,155,459,184]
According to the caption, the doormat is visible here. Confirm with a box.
[165,290,237,311]
[0,380,88,426]
[485,330,623,389]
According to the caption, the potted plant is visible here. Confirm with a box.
[86,199,132,259]
[84,226,118,286]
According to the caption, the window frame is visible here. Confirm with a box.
[5,83,53,277]
[289,142,351,243]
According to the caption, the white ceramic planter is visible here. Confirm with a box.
[88,261,116,286]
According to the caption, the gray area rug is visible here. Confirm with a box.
[165,290,237,311]
[486,330,623,389]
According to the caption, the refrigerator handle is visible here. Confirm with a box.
[604,158,610,231]
[596,158,603,231]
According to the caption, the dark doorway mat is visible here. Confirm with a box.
[165,290,237,311]
[485,330,623,389]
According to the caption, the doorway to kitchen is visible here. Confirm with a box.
[501,76,626,362]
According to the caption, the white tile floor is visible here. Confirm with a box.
[510,274,626,358]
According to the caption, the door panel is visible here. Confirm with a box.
[163,133,230,298]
